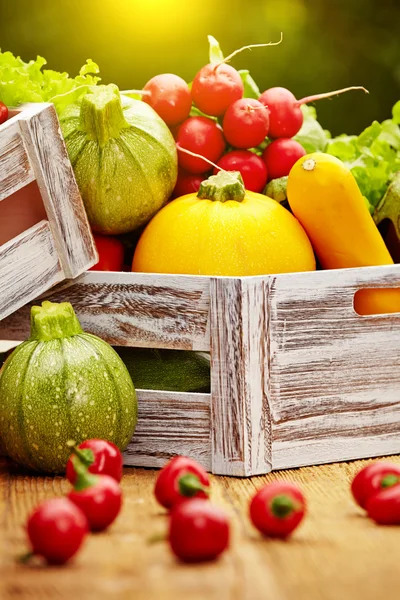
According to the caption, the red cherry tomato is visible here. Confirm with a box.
[351,461,400,509]
[169,498,230,563]
[191,63,244,117]
[26,498,88,565]
[90,234,125,271]
[172,168,206,198]
[222,98,269,149]
[176,116,226,174]
[68,473,122,532]
[66,439,123,484]
[262,138,306,181]
[143,74,192,126]
[154,456,210,510]
[0,101,8,125]
[214,150,268,193]
[366,485,400,524]
[250,482,306,538]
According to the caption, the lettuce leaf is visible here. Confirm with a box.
[294,105,331,153]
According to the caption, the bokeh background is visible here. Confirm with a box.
[0,0,399,135]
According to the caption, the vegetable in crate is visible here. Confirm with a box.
[59,84,177,235]
[287,152,400,315]
[0,301,137,473]
[132,170,315,277]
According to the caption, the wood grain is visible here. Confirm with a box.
[0,221,64,321]
[2,456,400,600]
[0,120,35,201]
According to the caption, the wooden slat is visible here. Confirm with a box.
[0,221,64,321]
[210,278,272,476]
[0,271,211,350]
[0,120,35,201]
[123,390,211,470]
[17,103,97,278]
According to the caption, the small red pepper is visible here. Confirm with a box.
[25,498,88,565]
[351,461,400,509]
[169,498,230,563]
[67,451,122,532]
[0,101,8,125]
[66,439,123,484]
[154,456,210,510]
[366,485,400,524]
[250,482,306,538]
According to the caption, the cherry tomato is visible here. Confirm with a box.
[214,150,267,193]
[250,482,306,538]
[169,498,230,563]
[89,234,125,271]
[26,498,88,565]
[0,101,8,125]
[176,116,226,174]
[154,456,210,510]
[143,74,192,126]
[171,168,206,198]
[191,63,244,117]
[351,461,400,509]
[68,473,122,532]
[366,485,400,524]
[222,98,269,149]
[66,439,123,484]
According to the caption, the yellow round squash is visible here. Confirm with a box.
[132,171,315,277]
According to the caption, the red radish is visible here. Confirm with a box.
[154,456,210,510]
[0,101,8,125]
[176,116,226,174]
[89,234,125,272]
[250,482,306,538]
[66,439,123,484]
[68,456,122,532]
[222,99,269,149]
[169,498,229,563]
[142,74,192,126]
[172,169,206,198]
[26,498,88,565]
[351,461,400,509]
[366,485,400,524]
[192,63,244,117]
[262,138,306,181]
[259,85,368,139]
[214,150,267,193]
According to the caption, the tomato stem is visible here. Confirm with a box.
[213,32,283,71]
[270,494,295,519]
[295,86,369,107]
[381,474,400,489]
[67,441,95,469]
[18,551,35,565]
[178,474,210,498]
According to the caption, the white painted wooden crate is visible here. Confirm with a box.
[0,103,97,321]
[1,265,400,476]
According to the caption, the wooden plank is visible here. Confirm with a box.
[264,264,400,470]
[210,278,272,476]
[124,390,211,470]
[17,104,97,278]
[2,457,400,600]
[0,221,64,322]
[0,271,211,351]
[0,120,35,201]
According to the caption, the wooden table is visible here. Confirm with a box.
[1,455,400,600]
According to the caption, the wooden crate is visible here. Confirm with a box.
[0,103,97,321]
[2,264,400,476]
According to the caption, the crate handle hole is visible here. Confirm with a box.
[353,287,400,316]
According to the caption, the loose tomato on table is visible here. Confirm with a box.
[66,439,123,484]
[366,485,400,524]
[0,101,8,125]
[89,234,125,271]
[351,461,400,509]
[169,498,230,563]
[250,482,306,538]
[154,456,210,510]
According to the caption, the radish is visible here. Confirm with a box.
[214,150,267,193]
[176,116,226,174]
[142,74,192,126]
[259,86,368,139]
[172,169,206,198]
[222,99,269,149]
[262,138,306,181]
[191,35,283,117]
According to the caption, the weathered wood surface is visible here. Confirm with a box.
[124,390,211,470]
[0,271,211,351]
[0,119,35,201]
[0,221,64,321]
[2,456,400,600]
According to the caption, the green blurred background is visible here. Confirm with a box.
[0,0,398,135]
